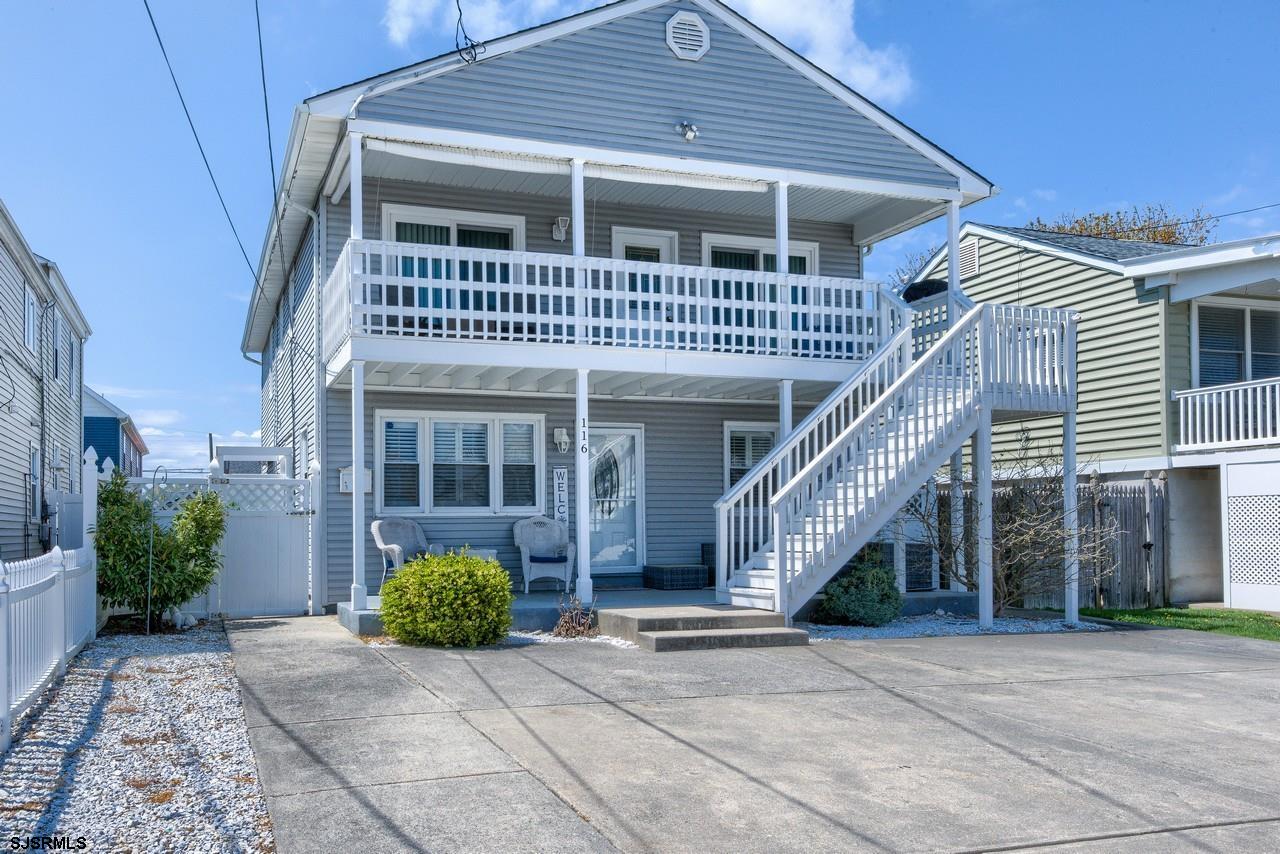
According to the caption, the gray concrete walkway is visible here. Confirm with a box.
[227,617,1280,853]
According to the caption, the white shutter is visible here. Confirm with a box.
[957,239,980,279]
[382,420,420,509]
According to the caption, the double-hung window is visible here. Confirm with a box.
[51,308,62,381]
[1196,302,1280,386]
[24,286,38,352]
[702,233,820,276]
[724,422,778,489]
[376,411,543,515]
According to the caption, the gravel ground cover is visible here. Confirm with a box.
[802,612,1107,640]
[366,630,638,649]
[0,621,274,852]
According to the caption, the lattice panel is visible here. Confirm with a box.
[1228,495,1280,585]
[129,479,309,515]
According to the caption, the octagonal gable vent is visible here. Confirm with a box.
[666,12,710,61]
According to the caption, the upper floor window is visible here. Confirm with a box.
[382,204,526,254]
[51,308,62,381]
[24,286,38,352]
[701,233,819,276]
[1196,302,1280,386]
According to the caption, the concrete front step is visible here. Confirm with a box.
[636,625,810,652]
[597,603,806,652]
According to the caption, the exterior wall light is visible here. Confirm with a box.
[677,121,699,142]
[553,427,572,454]
[552,216,570,242]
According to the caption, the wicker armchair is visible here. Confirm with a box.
[371,518,441,588]
[513,515,575,594]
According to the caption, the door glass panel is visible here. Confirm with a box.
[396,222,451,245]
[711,248,758,271]
[457,227,513,250]
[763,253,809,274]
[624,245,662,263]
[589,430,640,569]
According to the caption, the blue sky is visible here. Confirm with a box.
[3,0,1278,469]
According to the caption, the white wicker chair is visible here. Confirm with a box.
[513,515,575,594]
[371,518,440,588]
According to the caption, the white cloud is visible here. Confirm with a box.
[1032,188,1057,202]
[383,0,912,105]
[137,428,264,473]
[133,409,186,429]
[91,384,177,400]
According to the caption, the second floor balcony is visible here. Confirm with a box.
[321,238,906,384]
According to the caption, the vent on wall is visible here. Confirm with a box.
[957,238,980,279]
[666,12,710,61]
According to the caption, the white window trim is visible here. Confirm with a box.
[51,307,62,382]
[723,420,778,490]
[380,203,527,251]
[24,286,38,353]
[374,409,545,517]
[1192,297,1280,387]
[611,226,679,264]
[701,232,820,275]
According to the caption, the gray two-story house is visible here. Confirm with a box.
[0,198,91,559]
[245,0,1078,632]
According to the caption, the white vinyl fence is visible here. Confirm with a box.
[1,449,100,753]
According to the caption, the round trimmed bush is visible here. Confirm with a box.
[813,559,902,627]
[380,550,514,646]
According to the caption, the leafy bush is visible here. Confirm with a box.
[813,558,902,626]
[96,470,227,626]
[380,550,514,646]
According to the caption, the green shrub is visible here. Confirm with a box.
[95,470,227,626]
[813,558,902,627]
[380,550,514,646]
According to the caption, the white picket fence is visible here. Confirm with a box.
[1,449,100,753]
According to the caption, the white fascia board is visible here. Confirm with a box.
[347,120,963,202]
[1170,446,1280,468]
[1163,256,1280,303]
[1126,233,1280,280]
[692,0,991,198]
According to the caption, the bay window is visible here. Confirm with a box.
[376,410,543,515]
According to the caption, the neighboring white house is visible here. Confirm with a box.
[0,197,91,559]
[915,224,1280,611]
[243,0,1077,630]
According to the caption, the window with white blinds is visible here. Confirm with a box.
[725,423,777,489]
[1196,303,1280,386]
[376,412,543,514]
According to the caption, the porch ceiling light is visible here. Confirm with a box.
[676,121,699,142]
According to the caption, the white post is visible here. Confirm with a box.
[949,451,965,589]
[349,132,363,241]
[571,158,585,257]
[976,407,994,629]
[574,368,592,601]
[946,198,961,327]
[1063,409,1079,624]
[82,447,98,550]
[53,547,68,674]
[774,181,789,271]
[778,379,793,436]
[892,515,906,594]
[350,361,367,611]
[0,566,9,754]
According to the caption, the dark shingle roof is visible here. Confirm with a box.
[976,224,1191,262]
[901,278,948,302]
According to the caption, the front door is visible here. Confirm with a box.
[589,427,644,572]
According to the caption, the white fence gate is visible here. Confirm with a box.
[1223,461,1280,612]
[130,476,312,618]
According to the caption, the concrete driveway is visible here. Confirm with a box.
[227,618,1280,853]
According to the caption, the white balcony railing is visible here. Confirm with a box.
[1175,376,1280,452]
[322,239,906,366]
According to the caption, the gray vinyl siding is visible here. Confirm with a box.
[326,177,862,279]
[923,236,1165,462]
[356,1,956,190]
[261,223,320,477]
[322,390,788,605]
[0,239,84,561]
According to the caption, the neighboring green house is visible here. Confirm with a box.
[913,224,1280,609]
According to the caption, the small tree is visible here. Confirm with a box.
[96,470,227,627]
[1026,203,1214,246]
[901,432,1118,615]
[892,243,943,291]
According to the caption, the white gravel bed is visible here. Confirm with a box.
[801,613,1107,640]
[505,630,638,649]
[0,621,274,852]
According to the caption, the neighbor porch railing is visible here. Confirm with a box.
[322,239,905,364]
[1175,376,1280,452]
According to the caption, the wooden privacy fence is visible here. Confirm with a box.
[1023,473,1168,611]
[1,449,100,754]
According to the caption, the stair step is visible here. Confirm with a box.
[636,626,810,652]
[597,604,783,644]
[717,585,776,608]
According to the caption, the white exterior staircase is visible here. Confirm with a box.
[715,303,1076,619]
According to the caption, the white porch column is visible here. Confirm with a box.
[1063,409,1079,624]
[946,198,961,326]
[774,181,789,270]
[975,406,994,629]
[949,451,965,589]
[574,368,593,601]
[350,360,368,610]
[777,379,793,436]
[349,132,363,241]
[571,158,585,257]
